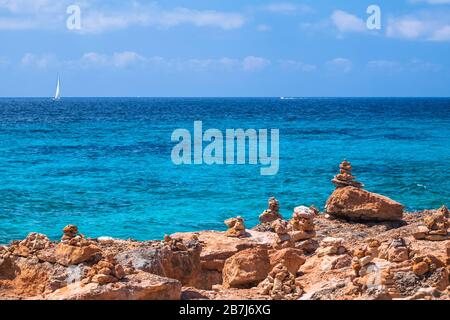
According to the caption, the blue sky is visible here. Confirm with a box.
[0,0,449,97]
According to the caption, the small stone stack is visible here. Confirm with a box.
[55,225,101,266]
[9,233,52,257]
[413,206,449,241]
[272,219,293,249]
[317,237,347,257]
[224,216,247,238]
[83,255,126,285]
[412,255,446,277]
[332,160,364,189]
[259,197,283,223]
[62,225,79,241]
[351,239,382,276]
[163,235,188,251]
[384,237,410,263]
[61,225,93,247]
[289,206,316,242]
[258,263,303,300]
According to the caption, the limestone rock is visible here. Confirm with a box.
[55,243,101,266]
[258,263,303,300]
[325,186,404,221]
[288,206,316,242]
[10,233,52,257]
[46,272,181,300]
[115,241,201,286]
[269,248,305,275]
[222,248,270,289]
[413,207,449,241]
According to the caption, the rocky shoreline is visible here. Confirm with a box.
[0,161,449,300]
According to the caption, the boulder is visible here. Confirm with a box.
[222,248,270,289]
[55,243,101,266]
[115,244,201,286]
[325,186,404,221]
[269,248,305,275]
[46,272,181,300]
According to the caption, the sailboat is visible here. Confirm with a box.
[53,75,61,101]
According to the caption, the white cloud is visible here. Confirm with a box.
[242,56,271,71]
[387,12,450,41]
[256,24,271,32]
[70,53,269,72]
[409,59,441,72]
[430,25,450,41]
[262,2,313,15]
[326,58,352,73]
[278,60,317,72]
[367,60,402,72]
[0,1,245,33]
[20,53,54,68]
[331,10,366,33]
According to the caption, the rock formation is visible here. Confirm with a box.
[271,219,293,249]
[326,186,404,221]
[413,206,449,241]
[332,160,364,189]
[269,248,305,275]
[8,233,53,257]
[259,197,282,224]
[326,161,404,221]
[258,263,303,300]
[62,225,80,242]
[84,255,126,285]
[224,216,247,238]
[222,247,270,289]
[55,226,101,266]
[288,206,316,242]
[317,237,347,257]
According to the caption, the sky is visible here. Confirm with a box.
[0,0,450,97]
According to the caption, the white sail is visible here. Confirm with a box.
[54,76,61,100]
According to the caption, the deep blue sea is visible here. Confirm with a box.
[0,98,449,244]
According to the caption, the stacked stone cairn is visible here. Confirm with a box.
[288,206,316,242]
[224,216,247,238]
[271,219,293,249]
[317,237,347,257]
[413,206,449,241]
[351,239,381,276]
[259,197,282,224]
[382,237,410,263]
[163,235,188,251]
[61,225,93,247]
[258,263,303,300]
[83,254,126,285]
[332,160,364,189]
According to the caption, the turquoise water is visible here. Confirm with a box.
[0,98,449,243]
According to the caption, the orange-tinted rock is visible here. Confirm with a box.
[222,248,270,289]
[46,272,181,300]
[55,243,101,266]
[269,248,306,275]
[325,186,404,221]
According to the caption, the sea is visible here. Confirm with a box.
[0,97,449,244]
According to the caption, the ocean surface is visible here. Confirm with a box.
[0,98,449,244]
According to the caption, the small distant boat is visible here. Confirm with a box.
[53,75,61,101]
[280,97,296,100]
